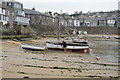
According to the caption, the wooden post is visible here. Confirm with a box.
[86,48,90,54]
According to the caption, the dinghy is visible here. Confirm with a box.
[21,44,46,51]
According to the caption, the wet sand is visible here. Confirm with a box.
[1,35,119,78]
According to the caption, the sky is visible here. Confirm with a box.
[16,0,119,14]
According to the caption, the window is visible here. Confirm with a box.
[12,12,14,16]
[3,15,5,21]
[1,15,3,20]
[8,11,10,15]
[0,8,2,14]
[14,3,22,9]
[52,18,55,22]
[7,2,12,6]
[2,8,5,14]
[0,15,1,20]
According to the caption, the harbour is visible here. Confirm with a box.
[0,34,119,78]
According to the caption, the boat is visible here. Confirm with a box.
[46,41,90,53]
[102,35,110,39]
[114,36,120,39]
[21,44,46,51]
[72,39,88,44]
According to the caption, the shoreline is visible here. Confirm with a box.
[0,34,119,39]
[1,35,119,78]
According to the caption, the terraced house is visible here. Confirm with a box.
[2,0,30,27]
[24,8,55,26]
[0,1,14,28]
[0,0,30,35]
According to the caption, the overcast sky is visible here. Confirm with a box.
[17,0,119,14]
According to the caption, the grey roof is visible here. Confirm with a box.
[24,9,40,15]
[97,17,106,20]
[1,0,22,4]
[24,8,51,17]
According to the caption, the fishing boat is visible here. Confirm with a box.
[72,39,88,44]
[46,41,90,53]
[21,44,46,51]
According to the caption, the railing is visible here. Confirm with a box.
[0,20,7,25]
[16,10,25,17]
[0,8,5,15]
[14,16,30,25]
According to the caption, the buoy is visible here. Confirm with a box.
[12,42,16,44]
[96,57,101,61]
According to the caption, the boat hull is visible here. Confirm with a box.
[73,41,88,44]
[73,39,88,44]
[21,44,45,51]
[46,42,90,53]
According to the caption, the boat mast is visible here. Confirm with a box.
[57,16,60,41]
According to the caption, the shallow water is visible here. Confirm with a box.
[89,40,118,63]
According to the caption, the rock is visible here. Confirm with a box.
[23,76,29,79]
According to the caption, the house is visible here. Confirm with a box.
[24,8,54,27]
[0,1,14,28]
[73,17,80,27]
[2,0,30,26]
[24,8,41,26]
[59,13,74,27]
[107,17,116,27]
[97,17,107,27]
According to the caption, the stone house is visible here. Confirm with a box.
[24,8,54,27]
[59,13,74,27]
[97,17,107,27]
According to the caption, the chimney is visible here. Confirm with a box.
[32,7,35,10]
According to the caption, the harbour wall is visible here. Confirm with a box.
[70,27,119,35]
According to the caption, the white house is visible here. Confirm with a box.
[0,7,9,25]
[107,20,116,27]
[74,19,80,27]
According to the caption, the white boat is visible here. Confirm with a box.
[21,44,46,51]
[46,41,90,53]
[102,35,110,39]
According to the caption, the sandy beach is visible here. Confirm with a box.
[1,35,119,78]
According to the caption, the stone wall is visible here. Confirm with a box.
[70,27,119,35]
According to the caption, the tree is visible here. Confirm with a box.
[74,11,79,14]
[79,11,82,14]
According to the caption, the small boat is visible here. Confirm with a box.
[46,41,90,53]
[73,39,88,44]
[102,35,110,39]
[114,36,120,39]
[21,44,46,51]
